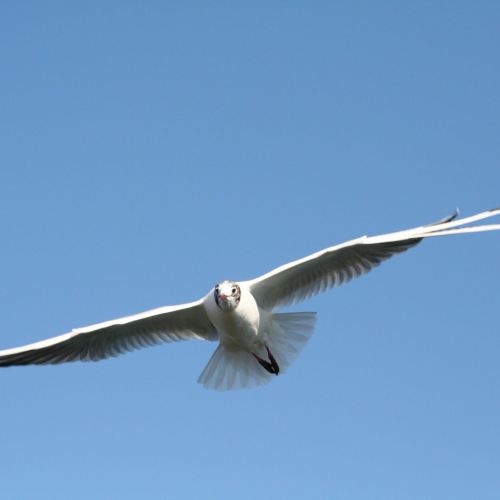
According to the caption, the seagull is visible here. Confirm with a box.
[0,209,499,391]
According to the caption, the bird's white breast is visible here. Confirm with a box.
[203,285,261,351]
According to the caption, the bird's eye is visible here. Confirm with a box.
[215,285,219,292]
[231,287,237,294]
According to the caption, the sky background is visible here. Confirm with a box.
[1,2,499,499]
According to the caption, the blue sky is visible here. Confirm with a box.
[1,2,499,499]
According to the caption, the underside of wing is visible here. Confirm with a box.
[246,237,421,309]
[0,299,217,367]
[245,208,500,310]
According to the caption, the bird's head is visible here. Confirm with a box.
[214,281,241,312]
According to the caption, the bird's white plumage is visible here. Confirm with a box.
[244,208,500,310]
[0,300,216,364]
[0,208,498,390]
[197,312,316,390]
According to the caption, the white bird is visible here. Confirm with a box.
[1,209,499,391]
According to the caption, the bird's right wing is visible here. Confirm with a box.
[244,208,500,310]
[0,299,217,366]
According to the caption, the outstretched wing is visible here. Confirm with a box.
[0,299,217,366]
[245,208,500,310]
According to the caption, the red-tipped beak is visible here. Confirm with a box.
[218,293,227,301]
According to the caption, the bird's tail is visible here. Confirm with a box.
[197,312,317,391]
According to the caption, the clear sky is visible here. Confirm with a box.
[1,2,499,499]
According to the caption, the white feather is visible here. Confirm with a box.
[197,312,316,390]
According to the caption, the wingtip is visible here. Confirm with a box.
[428,208,459,227]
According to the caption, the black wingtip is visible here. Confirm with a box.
[428,208,459,227]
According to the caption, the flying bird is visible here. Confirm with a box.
[0,209,499,390]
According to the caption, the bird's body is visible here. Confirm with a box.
[0,208,499,390]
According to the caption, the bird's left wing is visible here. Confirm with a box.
[0,299,217,366]
[244,208,500,310]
